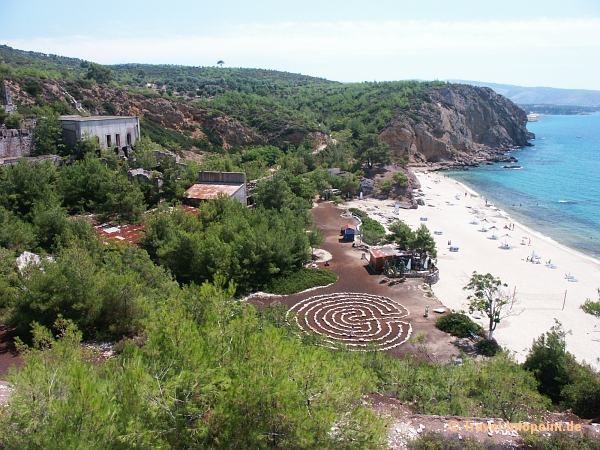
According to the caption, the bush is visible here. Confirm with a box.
[360,218,386,245]
[581,298,600,317]
[349,208,368,220]
[408,432,494,449]
[475,338,501,356]
[348,208,386,245]
[436,312,483,338]
[4,112,23,129]
[520,431,600,450]
[561,361,600,419]
[265,268,337,295]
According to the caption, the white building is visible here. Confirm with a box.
[60,115,140,150]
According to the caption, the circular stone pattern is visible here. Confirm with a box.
[286,292,412,351]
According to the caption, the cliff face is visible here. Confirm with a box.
[380,84,534,166]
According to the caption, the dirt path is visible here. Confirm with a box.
[0,326,21,379]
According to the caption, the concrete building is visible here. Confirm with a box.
[59,115,140,150]
[184,171,247,206]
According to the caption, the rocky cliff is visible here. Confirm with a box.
[380,84,534,167]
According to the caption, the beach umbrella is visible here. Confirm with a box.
[500,233,512,249]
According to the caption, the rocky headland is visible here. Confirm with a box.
[380,84,534,169]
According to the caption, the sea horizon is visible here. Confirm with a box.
[445,112,600,259]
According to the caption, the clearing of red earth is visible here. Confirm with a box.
[287,293,411,351]
[250,201,459,362]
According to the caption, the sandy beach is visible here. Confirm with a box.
[345,171,600,368]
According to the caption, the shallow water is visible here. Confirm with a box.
[447,113,600,258]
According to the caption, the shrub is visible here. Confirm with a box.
[265,268,337,295]
[360,218,386,245]
[520,431,600,450]
[408,432,492,449]
[348,208,385,245]
[436,312,483,338]
[349,208,368,220]
[4,112,23,129]
[581,298,600,317]
[23,77,42,97]
[475,338,501,356]
[561,360,600,419]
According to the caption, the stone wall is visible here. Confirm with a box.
[0,127,32,158]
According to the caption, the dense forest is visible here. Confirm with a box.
[1,45,600,448]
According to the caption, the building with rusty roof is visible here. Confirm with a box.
[184,171,247,206]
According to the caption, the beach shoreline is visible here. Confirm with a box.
[344,171,600,369]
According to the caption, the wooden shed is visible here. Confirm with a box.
[340,224,355,241]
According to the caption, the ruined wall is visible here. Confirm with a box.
[0,127,32,158]
[198,171,246,184]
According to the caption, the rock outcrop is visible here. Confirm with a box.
[380,84,534,167]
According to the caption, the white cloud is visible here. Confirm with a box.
[6,18,600,88]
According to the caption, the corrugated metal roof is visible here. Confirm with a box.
[93,207,197,246]
[369,246,399,259]
[185,183,242,200]
[95,224,145,245]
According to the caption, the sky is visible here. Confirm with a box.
[2,0,600,90]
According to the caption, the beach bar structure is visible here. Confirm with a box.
[340,224,356,241]
[368,245,438,282]
[368,246,400,272]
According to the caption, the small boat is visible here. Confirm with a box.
[503,165,522,169]
[527,113,540,122]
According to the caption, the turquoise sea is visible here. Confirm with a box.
[447,113,600,258]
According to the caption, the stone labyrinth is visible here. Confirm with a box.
[286,293,412,351]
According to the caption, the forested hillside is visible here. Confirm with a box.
[0,45,442,157]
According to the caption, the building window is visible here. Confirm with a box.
[126,133,132,146]
[106,135,112,147]
[115,133,121,147]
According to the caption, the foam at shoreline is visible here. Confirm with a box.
[345,171,600,368]
[448,176,600,267]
